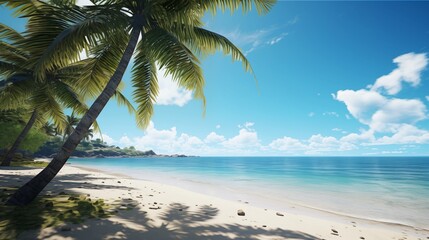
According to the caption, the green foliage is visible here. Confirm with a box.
[0,122,47,153]
[10,161,49,168]
[0,188,113,239]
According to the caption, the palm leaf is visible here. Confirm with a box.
[131,43,158,128]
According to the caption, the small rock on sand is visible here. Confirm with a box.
[117,181,121,183]
[331,229,338,234]
[60,226,71,231]
[262,225,267,228]
[237,209,245,216]
[276,212,284,217]
[360,237,365,240]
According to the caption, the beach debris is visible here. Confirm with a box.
[237,209,245,216]
[149,206,160,210]
[60,226,71,232]
[276,212,284,217]
[119,206,128,210]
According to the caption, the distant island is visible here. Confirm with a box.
[34,138,191,159]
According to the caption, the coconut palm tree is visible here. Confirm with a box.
[5,0,276,205]
[62,113,80,141]
[0,23,134,166]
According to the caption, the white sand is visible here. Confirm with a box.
[1,164,428,240]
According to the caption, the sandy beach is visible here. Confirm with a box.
[1,163,428,240]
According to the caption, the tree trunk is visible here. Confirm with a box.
[6,27,141,205]
[1,110,38,167]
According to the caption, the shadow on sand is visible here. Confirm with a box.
[1,168,320,240]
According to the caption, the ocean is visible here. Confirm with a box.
[69,156,429,229]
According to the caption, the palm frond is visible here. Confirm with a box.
[131,43,158,128]
[197,0,276,15]
[143,27,206,107]
[192,27,254,75]
[0,23,25,43]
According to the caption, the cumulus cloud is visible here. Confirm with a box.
[91,133,115,145]
[335,89,386,125]
[334,52,429,146]
[109,122,264,156]
[370,53,428,95]
[269,137,306,151]
[374,125,429,145]
[222,128,260,149]
[205,132,225,144]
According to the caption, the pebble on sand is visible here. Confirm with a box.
[60,226,71,231]
[276,212,284,217]
[237,209,245,216]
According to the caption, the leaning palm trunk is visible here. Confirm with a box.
[6,27,141,205]
[1,110,38,167]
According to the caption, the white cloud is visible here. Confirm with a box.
[323,111,339,117]
[333,52,429,147]
[335,89,386,125]
[340,130,375,144]
[92,133,115,145]
[204,132,225,144]
[109,122,264,156]
[215,124,221,129]
[269,137,306,151]
[222,128,260,149]
[267,34,287,45]
[76,0,93,6]
[370,98,426,132]
[307,134,356,152]
[426,96,429,102]
[221,26,289,55]
[155,67,193,106]
[371,53,428,95]
[308,112,315,117]
[119,136,132,146]
[374,125,429,145]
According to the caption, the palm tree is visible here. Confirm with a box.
[5,0,276,205]
[0,22,134,166]
[82,128,94,142]
[41,122,58,137]
[62,113,80,141]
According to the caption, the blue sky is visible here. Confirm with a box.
[1,1,429,156]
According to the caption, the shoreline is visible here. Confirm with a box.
[70,164,428,232]
[1,164,428,239]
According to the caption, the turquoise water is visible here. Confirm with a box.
[69,156,429,228]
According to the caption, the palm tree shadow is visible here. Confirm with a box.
[21,200,320,240]
[1,171,320,239]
